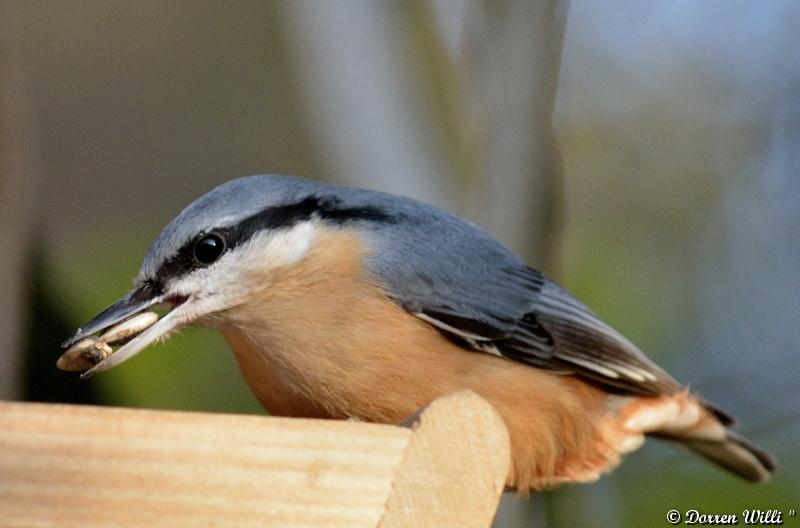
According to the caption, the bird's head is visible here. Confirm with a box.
[60,175,396,377]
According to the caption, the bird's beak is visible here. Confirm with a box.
[60,283,189,379]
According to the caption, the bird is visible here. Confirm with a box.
[61,174,776,491]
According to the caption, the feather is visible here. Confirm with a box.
[402,266,682,397]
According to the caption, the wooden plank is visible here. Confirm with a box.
[0,402,409,528]
[0,391,510,527]
[380,390,510,528]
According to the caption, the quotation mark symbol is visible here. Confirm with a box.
[789,509,796,516]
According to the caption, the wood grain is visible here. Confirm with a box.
[0,391,510,527]
[381,390,510,528]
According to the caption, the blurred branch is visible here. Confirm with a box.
[278,1,457,207]
[0,1,37,400]
[462,0,570,276]
[403,0,484,208]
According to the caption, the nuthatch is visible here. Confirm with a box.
[61,175,776,491]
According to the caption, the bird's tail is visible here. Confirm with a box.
[676,427,777,482]
[621,392,777,482]
[656,398,776,482]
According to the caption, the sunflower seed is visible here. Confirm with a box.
[99,311,159,345]
[57,336,113,372]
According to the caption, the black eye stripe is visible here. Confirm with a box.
[152,195,397,284]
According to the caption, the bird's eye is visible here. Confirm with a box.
[193,233,226,264]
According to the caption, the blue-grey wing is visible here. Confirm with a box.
[362,205,680,397]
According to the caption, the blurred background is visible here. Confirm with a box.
[2,1,798,525]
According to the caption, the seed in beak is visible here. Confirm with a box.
[57,311,160,372]
[57,337,113,372]
[99,311,159,345]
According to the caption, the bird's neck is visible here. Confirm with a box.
[211,226,378,418]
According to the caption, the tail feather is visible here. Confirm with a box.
[699,399,737,427]
[683,402,777,482]
[682,430,777,482]
[623,393,777,482]
[668,402,777,482]
[727,430,779,473]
